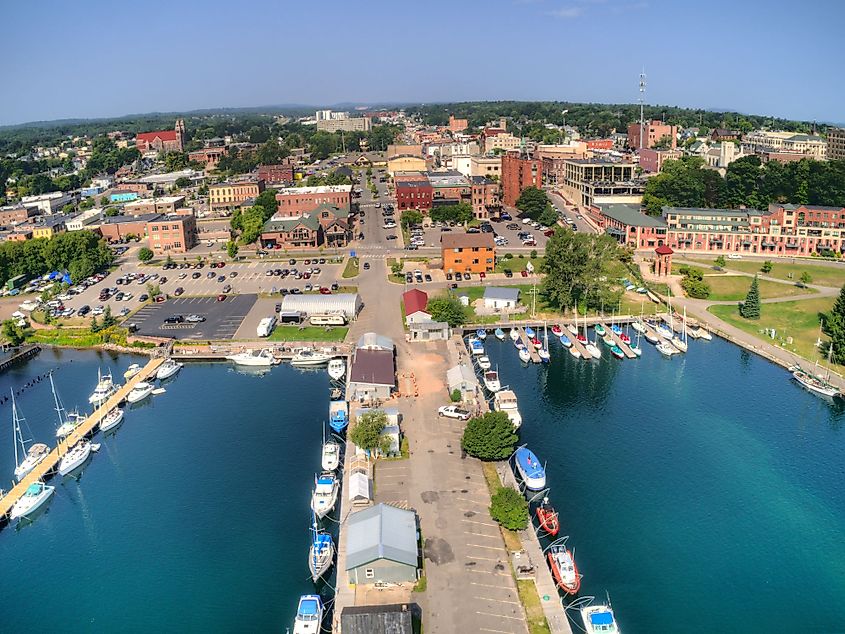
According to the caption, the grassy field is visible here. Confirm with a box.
[709,297,835,365]
[705,275,816,301]
[265,326,348,342]
[341,257,359,279]
[496,256,545,274]
[516,579,552,634]
[687,256,845,288]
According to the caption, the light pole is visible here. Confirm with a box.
[560,110,569,144]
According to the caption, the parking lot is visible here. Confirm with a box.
[410,216,550,253]
[130,294,258,339]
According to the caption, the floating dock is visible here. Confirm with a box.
[555,324,590,359]
[598,323,637,358]
[517,327,542,363]
[0,356,164,521]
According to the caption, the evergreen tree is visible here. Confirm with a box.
[739,275,761,319]
[822,284,845,364]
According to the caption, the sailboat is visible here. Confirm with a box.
[52,374,84,439]
[519,347,531,363]
[494,327,506,341]
[476,328,487,340]
[99,406,125,433]
[509,328,520,342]
[12,391,49,481]
[792,344,841,398]
[585,322,601,360]
[58,438,93,476]
[524,326,536,338]
[630,329,643,357]
[694,322,713,341]
[308,521,335,582]
[657,339,678,357]
[672,306,689,353]
[538,323,551,363]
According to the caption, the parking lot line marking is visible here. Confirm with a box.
[476,611,523,621]
[470,581,514,590]
[465,555,502,562]
[478,628,515,633]
[475,596,520,605]
[461,519,498,528]
[464,530,500,539]
[465,542,504,550]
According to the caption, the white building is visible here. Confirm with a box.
[742,131,827,160]
[280,293,362,319]
[483,287,520,310]
[66,208,105,231]
[21,191,75,215]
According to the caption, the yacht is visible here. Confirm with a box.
[123,363,142,380]
[291,348,332,367]
[477,355,492,370]
[88,369,118,407]
[292,595,324,634]
[581,601,620,634]
[99,407,125,433]
[308,529,335,582]
[126,381,154,404]
[327,358,346,380]
[11,393,49,481]
[311,472,339,518]
[58,439,92,476]
[493,390,522,428]
[321,440,340,471]
[10,481,55,521]
[226,348,276,367]
[548,544,581,595]
[514,446,546,490]
[483,370,501,392]
[792,367,839,398]
[156,359,182,380]
[469,337,485,356]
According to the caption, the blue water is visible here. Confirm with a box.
[483,334,845,633]
[0,349,333,632]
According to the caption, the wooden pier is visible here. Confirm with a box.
[598,323,638,359]
[0,345,40,373]
[556,324,590,359]
[516,327,542,363]
[0,356,164,520]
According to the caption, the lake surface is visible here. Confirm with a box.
[0,348,333,632]
[481,332,845,633]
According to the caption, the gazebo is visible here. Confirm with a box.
[654,245,674,276]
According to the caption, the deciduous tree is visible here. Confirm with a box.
[489,486,529,531]
[461,411,518,461]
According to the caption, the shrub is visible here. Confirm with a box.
[504,253,514,260]
[489,487,529,531]
[450,389,462,402]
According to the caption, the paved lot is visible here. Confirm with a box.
[130,294,257,339]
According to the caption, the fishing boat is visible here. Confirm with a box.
[535,497,559,536]
[478,355,492,370]
[494,327,506,341]
[656,340,678,357]
[11,393,49,481]
[551,325,563,337]
[226,348,276,367]
[126,381,154,404]
[99,407,124,433]
[311,472,339,518]
[519,347,531,363]
[548,544,581,595]
[476,328,487,340]
[329,402,349,433]
[10,481,55,522]
[156,359,182,380]
[327,358,346,381]
[524,326,536,338]
[559,334,572,348]
[88,369,118,407]
[610,345,625,360]
[483,369,501,392]
[510,328,520,342]
[123,363,142,380]
[321,440,340,471]
[469,337,485,356]
[308,527,335,582]
[292,594,324,634]
[291,348,331,367]
[58,439,92,476]
[514,447,546,490]
[493,390,522,428]
[581,601,620,634]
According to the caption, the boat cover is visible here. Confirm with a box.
[298,597,320,616]
[317,476,334,486]
[25,483,42,495]
[590,611,614,625]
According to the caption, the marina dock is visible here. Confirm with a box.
[0,344,40,373]
[556,324,590,359]
[517,327,542,363]
[599,323,637,358]
[0,356,164,520]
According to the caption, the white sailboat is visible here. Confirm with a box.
[52,374,84,439]
[585,312,602,360]
[99,407,125,433]
[509,327,520,342]
[538,323,551,362]
[327,358,346,380]
[10,481,55,521]
[672,306,689,353]
[518,347,531,363]
[12,391,50,481]
[58,439,92,476]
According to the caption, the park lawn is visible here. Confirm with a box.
[341,257,359,279]
[496,256,545,274]
[688,256,845,288]
[266,326,348,342]
[709,297,835,365]
[705,275,815,301]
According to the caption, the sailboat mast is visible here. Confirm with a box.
[50,373,65,428]
[11,389,20,467]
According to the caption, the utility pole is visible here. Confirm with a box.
[639,70,647,150]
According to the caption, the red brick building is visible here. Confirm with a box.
[258,164,294,185]
[626,120,677,150]
[470,177,501,220]
[448,115,468,133]
[274,185,352,218]
[188,146,227,170]
[136,120,186,154]
[585,139,614,150]
[147,210,198,255]
[395,176,433,212]
[98,214,160,242]
[501,151,542,207]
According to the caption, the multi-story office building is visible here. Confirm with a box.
[826,127,845,161]
[209,179,265,210]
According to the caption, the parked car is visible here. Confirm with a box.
[438,405,471,421]
[217,294,226,301]
[163,315,184,324]
[363,262,371,270]
[186,314,205,323]
[174,287,184,296]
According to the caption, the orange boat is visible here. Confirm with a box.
[548,544,581,595]
[535,498,559,536]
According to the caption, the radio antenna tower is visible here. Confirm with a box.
[638,69,647,150]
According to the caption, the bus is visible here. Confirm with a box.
[257,316,277,338]
[309,312,347,326]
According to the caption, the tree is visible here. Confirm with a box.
[678,266,710,299]
[714,255,726,267]
[175,176,191,188]
[227,240,239,259]
[823,284,845,364]
[2,319,26,346]
[515,186,551,221]
[428,296,467,327]
[349,409,390,455]
[146,282,161,299]
[800,271,813,285]
[450,389,462,403]
[400,209,423,228]
[739,275,761,319]
[90,315,101,333]
[489,486,529,531]
[461,411,519,461]
[538,206,558,227]
[138,247,154,262]
[761,260,773,274]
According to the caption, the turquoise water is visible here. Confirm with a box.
[482,334,845,633]
[0,349,333,632]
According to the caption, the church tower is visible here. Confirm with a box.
[175,118,186,151]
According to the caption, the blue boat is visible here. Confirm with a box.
[559,334,572,348]
[329,409,348,433]
[476,328,487,340]
[308,528,335,582]
[514,447,546,491]
[525,327,536,338]
[293,594,324,634]
[611,324,622,334]
[469,338,485,356]
[494,328,506,341]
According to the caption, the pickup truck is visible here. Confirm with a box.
[438,405,471,421]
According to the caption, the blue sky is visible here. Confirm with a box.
[2,0,842,125]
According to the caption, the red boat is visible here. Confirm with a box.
[536,499,560,536]
[619,333,631,344]
[576,334,587,343]
[531,337,542,349]
[551,325,563,336]
[547,545,581,595]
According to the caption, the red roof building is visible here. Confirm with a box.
[135,119,185,154]
[402,289,430,324]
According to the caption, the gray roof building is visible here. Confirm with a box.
[357,332,394,351]
[340,604,417,634]
[483,287,520,303]
[598,203,666,228]
[346,504,418,585]
[279,293,361,318]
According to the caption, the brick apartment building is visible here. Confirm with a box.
[395,175,433,212]
[273,185,352,218]
[427,171,471,208]
[441,232,496,274]
[501,151,542,207]
[470,177,501,220]
[135,119,186,154]
[448,114,468,133]
[209,179,265,210]
[0,205,38,226]
[147,210,198,255]
[258,164,294,185]
[98,213,161,242]
[626,120,677,150]
[188,146,227,170]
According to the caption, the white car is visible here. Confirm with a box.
[727,253,742,259]
[522,217,533,224]
[438,405,471,421]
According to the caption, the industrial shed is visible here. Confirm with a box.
[346,503,419,585]
[340,604,417,634]
[279,292,362,319]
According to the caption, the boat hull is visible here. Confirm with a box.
[100,408,124,432]
[58,441,92,476]
[10,485,54,521]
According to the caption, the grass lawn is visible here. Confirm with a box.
[705,275,816,301]
[265,325,348,342]
[687,256,845,288]
[341,257,359,279]
[496,256,545,274]
[516,579,552,634]
[709,297,835,365]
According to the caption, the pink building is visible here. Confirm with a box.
[627,120,677,150]
[638,148,683,173]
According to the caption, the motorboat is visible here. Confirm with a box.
[329,408,348,433]
[476,328,487,340]
[58,439,92,476]
[477,355,492,370]
[308,530,335,583]
[610,345,625,360]
[469,337,485,356]
[581,602,620,634]
[311,472,339,518]
[494,328,506,341]
[321,441,340,471]
[493,390,522,428]
[12,393,49,481]
[483,370,501,392]
[123,363,142,380]
[551,325,563,336]
[126,381,154,404]
[226,348,276,367]
[656,340,678,357]
[291,348,332,367]
[792,368,839,398]
[530,337,542,350]
[524,326,536,338]
[509,328,520,341]
[88,369,118,407]
[151,387,166,395]
[548,545,581,595]
[559,334,572,348]
[536,498,559,536]
[292,595,324,634]
[99,407,125,433]
[644,329,660,345]
[568,346,581,359]
[514,447,546,490]
[594,324,606,337]
[327,358,346,381]
[156,359,182,380]
[518,347,531,363]
[10,481,55,522]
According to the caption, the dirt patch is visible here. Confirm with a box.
[421,491,439,503]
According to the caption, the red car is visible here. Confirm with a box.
[521,270,529,277]
[544,229,555,237]
[217,294,226,301]
[319,287,332,294]
[479,272,486,279]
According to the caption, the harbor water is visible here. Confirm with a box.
[483,333,845,633]
[0,348,332,632]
